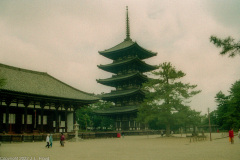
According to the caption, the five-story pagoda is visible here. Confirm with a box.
[96,7,157,131]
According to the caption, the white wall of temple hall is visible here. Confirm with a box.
[3,113,16,124]
[2,113,48,125]
[53,113,73,132]
[67,112,73,132]
[37,115,47,125]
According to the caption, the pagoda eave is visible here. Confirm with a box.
[98,57,158,74]
[99,42,157,60]
[94,106,138,115]
[96,73,148,87]
[100,89,145,100]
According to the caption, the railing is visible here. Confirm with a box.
[187,135,207,142]
[0,135,50,143]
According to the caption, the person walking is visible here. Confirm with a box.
[46,134,50,148]
[60,133,65,147]
[229,128,234,144]
[49,134,53,147]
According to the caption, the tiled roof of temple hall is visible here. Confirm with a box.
[0,63,99,101]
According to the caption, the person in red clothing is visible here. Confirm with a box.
[60,133,65,147]
[229,128,234,144]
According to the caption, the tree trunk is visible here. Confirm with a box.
[166,124,170,136]
[193,125,196,136]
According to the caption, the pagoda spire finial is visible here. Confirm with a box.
[125,6,132,41]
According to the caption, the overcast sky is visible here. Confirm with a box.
[0,0,239,114]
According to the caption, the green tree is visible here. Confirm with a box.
[227,81,240,129]
[215,81,240,130]
[214,91,229,129]
[76,106,93,131]
[175,107,202,134]
[76,100,115,131]
[137,62,201,136]
[210,36,240,57]
[90,100,113,110]
[201,110,219,132]
[91,100,115,131]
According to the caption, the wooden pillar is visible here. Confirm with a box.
[0,108,3,133]
[129,120,131,130]
[6,105,9,133]
[24,106,27,132]
[64,105,68,133]
[55,105,60,133]
[33,102,36,129]
[15,109,22,134]
[0,97,3,133]
[5,99,12,133]
[36,110,39,130]
[24,100,30,133]
[120,121,122,131]
[40,102,45,133]
[134,121,136,130]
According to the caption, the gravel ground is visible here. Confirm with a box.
[0,133,240,160]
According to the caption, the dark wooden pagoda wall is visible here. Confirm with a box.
[98,53,154,131]
[113,113,146,131]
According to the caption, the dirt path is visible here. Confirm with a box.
[1,134,240,160]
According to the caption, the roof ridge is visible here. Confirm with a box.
[135,43,158,55]
[0,63,47,75]
[99,40,135,54]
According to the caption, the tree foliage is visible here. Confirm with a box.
[212,80,240,130]
[137,62,201,136]
[76,106,92,131]
[210,36,240,57]
[76,100,115,131]
[208,35,240,130]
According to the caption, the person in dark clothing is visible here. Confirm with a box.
[60,133,65,147]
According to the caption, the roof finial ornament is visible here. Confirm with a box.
[125,6,132,41]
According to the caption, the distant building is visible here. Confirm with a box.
[96,7,157,131]
[0,63,99,134]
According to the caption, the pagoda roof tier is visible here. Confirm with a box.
[97,57,158,74]
[100,88,145,100]
[96,72,148,87]
[99,40,157,60]
[94,105,138,115]
[0,63,99,102]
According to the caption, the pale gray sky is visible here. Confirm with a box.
[0,0,240,114]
